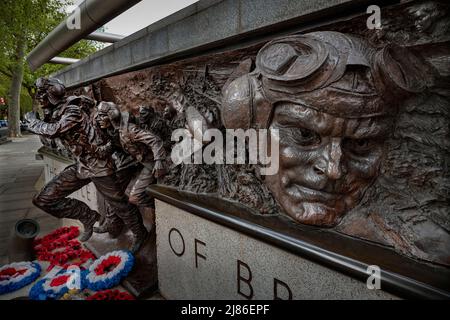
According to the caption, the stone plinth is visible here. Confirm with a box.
[149,185,450,300]
[155,199,397,300]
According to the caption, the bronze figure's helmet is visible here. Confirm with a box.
[97,101,121,119]
[220,31,437,227]
[138,105,155,126]
[221,31,435,129]
[34,77,66,106]
[96,101,121,129]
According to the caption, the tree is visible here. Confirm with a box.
[0,0,101,137]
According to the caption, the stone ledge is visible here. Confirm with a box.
[147,185,450,299]
[52,0,388,88]
[155,199,398,299]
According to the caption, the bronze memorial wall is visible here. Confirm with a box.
[41,0,450,299]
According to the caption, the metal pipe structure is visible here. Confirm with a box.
[85,31,124,43]
[43,33,123,67]
[49,57,80,65]
[26,0,142,71]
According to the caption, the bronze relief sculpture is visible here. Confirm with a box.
[221,31,435,227]
[95,102,167,208]
[28,17,449,269]
[25,79,151,253]
[127,28,445,267]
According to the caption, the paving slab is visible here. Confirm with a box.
[0,192,36,203]
[0,134,54,260]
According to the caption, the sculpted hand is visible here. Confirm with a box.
[153,160,167,179]
[96,142,112,159]
[24,111,37,123]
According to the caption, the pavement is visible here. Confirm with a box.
[0,134,162,300]
[0,133,61,265]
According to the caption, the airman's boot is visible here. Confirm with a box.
[93,217,124,239]
[130,226,149,253]
[79,213,100,242]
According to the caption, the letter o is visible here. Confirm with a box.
[168,228,185,256]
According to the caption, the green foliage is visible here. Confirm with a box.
[0,0,101,117]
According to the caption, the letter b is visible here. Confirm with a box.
[237,260,253,299]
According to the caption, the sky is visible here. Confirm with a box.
[69,0,198,36]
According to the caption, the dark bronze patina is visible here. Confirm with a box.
[147,184,450,299]
[221,31,433,228]
[32,1,449,295]
[94,102,167,208]
[25,78,148,253]
[85,14,448,268]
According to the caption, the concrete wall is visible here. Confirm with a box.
[156,200,398,299]
[52,0,378,88]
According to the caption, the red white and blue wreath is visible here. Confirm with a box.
[84,250,134,291]
[0,261,41,295]
[29,269,87,300]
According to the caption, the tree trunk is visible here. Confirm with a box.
[8,36,26,138]
[27,86,39,113]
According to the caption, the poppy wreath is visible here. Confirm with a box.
[84,250,134,291]
[33,226,79,251]
[37,239,95,271]
[0,261,41,295]
[34,227,95,271]
[29,269,88,300]
[86,289,135,300]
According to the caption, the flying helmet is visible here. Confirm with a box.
[221,31,436,129]
[35,77,66,106]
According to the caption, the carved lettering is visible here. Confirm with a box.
[237,260,253,299]
[168,228,185,257]
[273,278,293,300]
[194,238,206,268]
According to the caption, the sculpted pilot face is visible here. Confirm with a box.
[35,87,50,109]
[96,111,111,129]
[266,101,392,226]
[95,102,121,129]
[138,105,154,126]
[221,31,428,227]
[34,77,65,110]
